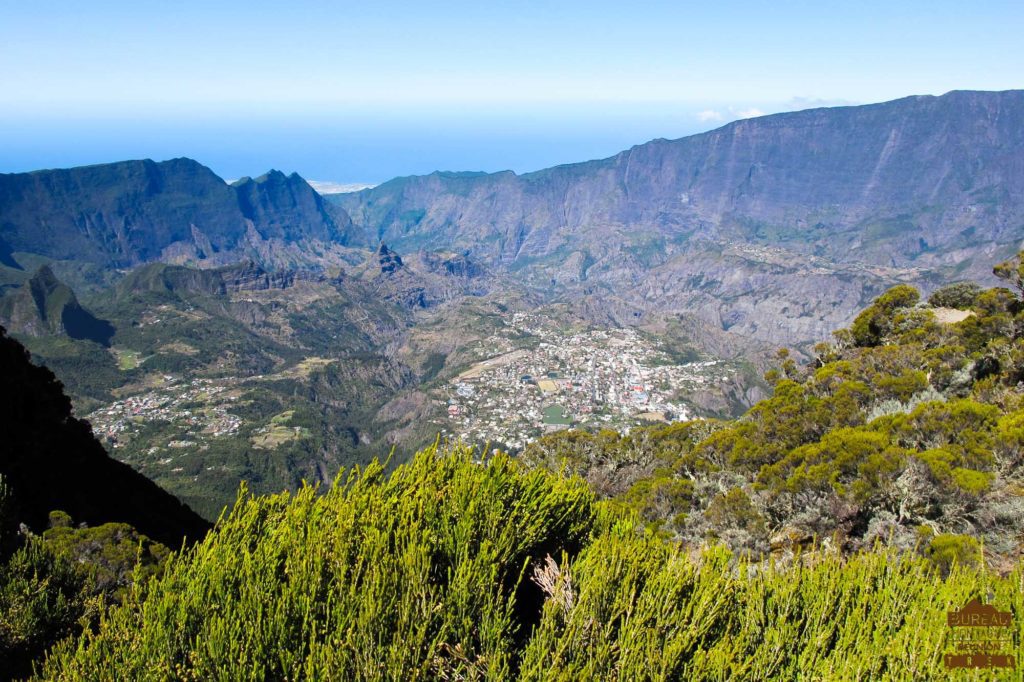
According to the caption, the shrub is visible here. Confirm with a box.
[0,538,90,680]
[927,281,982,309]
[924,533,983,575]
[850,285,920,347]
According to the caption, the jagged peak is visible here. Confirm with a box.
[377,242,404,274]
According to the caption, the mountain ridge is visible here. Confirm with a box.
[2,90,1023,353]
[339,89,1024,269]
[0,325,209,547]
[0,157,363,269]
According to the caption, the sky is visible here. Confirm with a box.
[1,0,1022,184]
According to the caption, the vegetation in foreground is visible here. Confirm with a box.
[35,448,1024,680]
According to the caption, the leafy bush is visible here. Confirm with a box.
[850,285,920,347]
[0,538,90,681]
[928,281,982,309]
[923,532,983,575]
[37,452,1024,680]
[42,447,595,680]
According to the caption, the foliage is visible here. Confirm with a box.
[993,249,1024,298]
[0,537,91,681]
[921,531,983,575]
[927,281,982,309]
[850,284,920,347]
[36,450,1024,680]
[42,514,170,603]
[0,495,172,682]
[42,447,596,680]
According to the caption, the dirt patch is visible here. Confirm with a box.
[931,307,975,324]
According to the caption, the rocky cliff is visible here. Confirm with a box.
[0,158,361,269]
[339,91,1024,273]
[114,260,330,298]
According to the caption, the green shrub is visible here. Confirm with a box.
[924,533,983,575]
[42,447,596,680]
[927,281,982,309]
[39,450,1024,681]
[851,285,920,347]
[0,538,90,680]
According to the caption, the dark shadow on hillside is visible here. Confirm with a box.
[0,325,211,548]
[0,236,20,269]
[62,305,115,346]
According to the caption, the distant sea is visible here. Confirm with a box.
[0,107,719,185]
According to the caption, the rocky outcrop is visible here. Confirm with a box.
[377,243,404,274]
[0,266,114,344]
[421,251,485,278]
[115,260,327,298]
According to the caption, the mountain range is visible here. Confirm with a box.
[1,89,1023,517]
[335,89,1023,347]
[0,159,361,270]
[340,91,1024,271]
[3,90,1022,355]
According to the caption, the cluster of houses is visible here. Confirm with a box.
[439,317,731,449]
[87,376,243,451]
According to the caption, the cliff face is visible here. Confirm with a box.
[232,170,355,244]
[339,91,1024,273]
[334,91,1024,349]
[0,158,361,269]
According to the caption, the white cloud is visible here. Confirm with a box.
[696,109,724,122]
[308,180,376,195]
[736,107,765,119]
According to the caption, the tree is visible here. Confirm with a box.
[993,250,1024,299]
[850,285,920,347]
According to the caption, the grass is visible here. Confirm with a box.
[251,411,312,449]
[110,347,146,371]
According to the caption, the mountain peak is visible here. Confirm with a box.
[377,242,404,274]
[0,266,114,344]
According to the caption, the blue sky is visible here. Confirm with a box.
[1,0,1022,183]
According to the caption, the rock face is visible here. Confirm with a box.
[376,243,404,274]
[115,260,327,298]
[0,266,114,344]
[421,251,485,279]
[0,158,361,268]
[339,91,1024,272]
